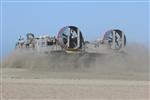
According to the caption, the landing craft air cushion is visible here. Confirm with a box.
[15,26,126,54]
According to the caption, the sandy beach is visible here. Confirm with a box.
[1,43,149,100]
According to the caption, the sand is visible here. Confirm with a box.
[1,42,150,100]
[2,79,149,100]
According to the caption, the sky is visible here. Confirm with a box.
[0,0,149,58]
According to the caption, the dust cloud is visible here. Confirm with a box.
[2,42,149,80]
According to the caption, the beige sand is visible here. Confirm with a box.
[1,42,150,100]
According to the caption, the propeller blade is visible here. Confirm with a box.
[62,33,67,38]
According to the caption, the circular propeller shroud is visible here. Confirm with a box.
[103,29,126,50]
[57,26,84,50]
